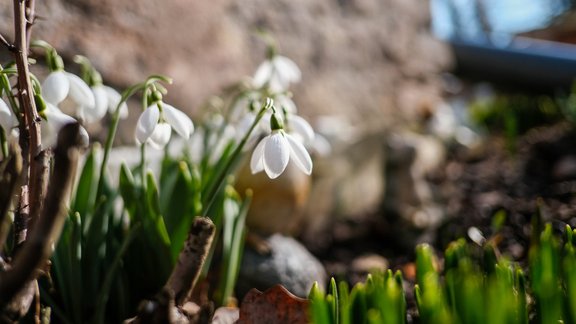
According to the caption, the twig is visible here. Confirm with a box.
[126,217,216,323]
[165,217,215,306]
[0,143,22,248]
[25,0,36,46]
[12,0,42,245]
[28,150,49,231]
[0,34,15,52]
[0,123,83,307]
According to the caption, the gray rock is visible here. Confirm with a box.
[237,234,326,298]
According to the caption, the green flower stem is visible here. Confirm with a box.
[0,128,7,158]
[96,75,172,198]
[202,100,271,215]
[0,67,20,121]
[140,143,147,189]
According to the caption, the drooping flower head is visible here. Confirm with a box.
[252,54,301,93]
[134,91,194,149]
[40,103,88,148]
[0,98,17,133]
[73,55,128,123]
[250,108,312,179]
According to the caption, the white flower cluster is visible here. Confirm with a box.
[189,52,314,179]
[0,43,316,182]
[135,100,194,149]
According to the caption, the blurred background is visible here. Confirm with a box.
[2,0,576,282]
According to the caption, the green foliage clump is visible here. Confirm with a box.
[309,223,576,323]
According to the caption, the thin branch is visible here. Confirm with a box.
[0,142,23,248]
[0,34,15,52]
[165,217,215,306]
[13,0,42,245]
[25,0,36,48]
[126,217,216,323]
[0,123,83,307]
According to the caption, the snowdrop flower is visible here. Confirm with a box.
[135,101,194,149]
[83,84,128,123]
[0,98,17,132]
[253,55,301,92]
[274,93,297,114]
[285,115,313,144]
[42,103,87,147]
[42,70,96,119]
[250,113,312,179]
[103,86,129,119]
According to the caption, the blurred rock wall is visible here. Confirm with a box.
[0,0,453,224]
[0,0,451,128]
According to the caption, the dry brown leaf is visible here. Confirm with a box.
[237,285,309,324]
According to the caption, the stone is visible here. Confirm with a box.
[350,254,389,274]
[237,234,327,298]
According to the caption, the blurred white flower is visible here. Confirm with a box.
[135,102,194,149]
[42,103,83,147]
[274,93,297,114]
[253,55,301,92]
[42,70,96,119]
[286,114,314,145]
[0,98,17,131]
[250,129,312,179]
[81,85,128,123]
[103,85,129,119]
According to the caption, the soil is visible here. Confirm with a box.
[300,121,576,318]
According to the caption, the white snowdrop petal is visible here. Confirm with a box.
[237,113,256,138]
[104,86,129,119]
[252,61,273,88]
[148,123,172,149]
[263,132,290,179]
[286,133,313,175]
[250,136,267,174]
[267,77,287,93]
[78,125,90,148]
[274,56,302,83]
[42,103,79,148]
[82,85,108,123]
[162,103,194,139]
[45,104,77,129]
[289,115,315,144]
[42,71,69,105]
[135,104,160,144]
[312,134,332,156]
[276,95,297,113]
[0,98,15,130]
[65,72,96,108]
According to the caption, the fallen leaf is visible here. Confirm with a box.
[237,285,309,324]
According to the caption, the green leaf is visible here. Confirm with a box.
[338,281,351,324]
[329,278,339,324]
[91,223,140,324]
[349,283,367,324]
[309,282,331,324]
[71,146,99,220]
[118,163,137,214]
[163,161,196,261]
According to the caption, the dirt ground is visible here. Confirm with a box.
[303,120,576,296]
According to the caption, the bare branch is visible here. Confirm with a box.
[165,217,215,306]
[25,0,36,48]
[0,142,23,248]
[0,123,83,307]
[13,0,42,246]
[0,34,15,52]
